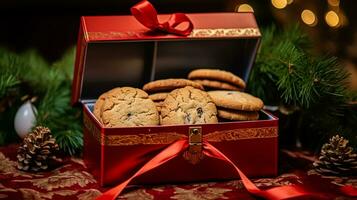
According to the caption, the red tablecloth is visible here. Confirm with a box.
[0,144,355,200]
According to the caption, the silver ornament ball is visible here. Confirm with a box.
[14,101,37,138]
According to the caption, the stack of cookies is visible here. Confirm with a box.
[93,87,160,127]
[208,91,264,121]
[143,79,204,112]
[188,69,246,91]
[93,71,264,127]
[188,68,264,121]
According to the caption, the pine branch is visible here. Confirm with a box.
[281,24,311,50]
[0,74,19,99]
[248,24,355,150]
[251,25,349,110]
[0,47,82,155]
[0,49,22,99]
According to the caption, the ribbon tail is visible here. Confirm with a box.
[340,185,357,197]
[203,141,315,200]
[96,139,188,200]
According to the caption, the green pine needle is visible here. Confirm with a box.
[0,47,82,155]
[251,25,349,109]
[0,74,19,98]
[248,24,356,149]
[53,129,83,156]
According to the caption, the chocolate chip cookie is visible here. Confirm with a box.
[93,92,108,123]
[149,92,169,102]
[101,87,159,127]
[188,69,246,89]
[208,91,264,111]
[155,101,164,112]
[193,79,242,91]
[143,79,204,93]
[93,87,123,123]
[160,86,218,125]
[217,109,259,121]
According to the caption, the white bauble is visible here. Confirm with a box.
[14,101,37,138]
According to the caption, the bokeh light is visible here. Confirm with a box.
[235,4,254,12]
[301,9,317,27]
[325,11,340,27]
[271,0,288,9]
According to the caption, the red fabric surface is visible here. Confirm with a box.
[0,144,355,200]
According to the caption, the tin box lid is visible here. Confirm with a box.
[72,12,261,104]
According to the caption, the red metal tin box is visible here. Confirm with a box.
[72,12,278,187]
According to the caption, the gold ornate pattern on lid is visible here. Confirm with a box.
[86,28,260,40]
[189,28,261,38]
[204,127,278,142]
[87,31,143,40]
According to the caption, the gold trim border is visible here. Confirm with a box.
[105,133,186,146]
[87,28,260,40]
[189,28,260,38]
[83,114,102,143]
[204,127,278,142]
[84,115,277,146]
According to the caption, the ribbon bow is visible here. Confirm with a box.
[130,0,194,36]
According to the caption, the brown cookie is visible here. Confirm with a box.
[217,109,259,121]
[93,87,123,123]
[93,92,107,123]
[101,87,159,127]
[188,69,246,89]
[155,101,164,112]
[143,79,204,93]
[160,86,218,125]
[193,79,242,91]
[149,92,169,101]
[208,91,264,111]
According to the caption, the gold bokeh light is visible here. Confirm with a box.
[236,4,254,12]
[271,0,288,9]
[301,10,317,26]
[325,11,340,27]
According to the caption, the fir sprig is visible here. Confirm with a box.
[0,74,19,99]
[251,25,349,109]
[248,25,356,149]
[0,47,81,155]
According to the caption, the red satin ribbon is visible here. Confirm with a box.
[96,139,188,200]
[96,138,357,200]
[130,0,194,36]
[203,142,314,200]
[340,185,357,197]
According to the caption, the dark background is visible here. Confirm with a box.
[0,0,356,89]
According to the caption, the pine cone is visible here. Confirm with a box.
[313,135,357,176]
[17,126,60,171]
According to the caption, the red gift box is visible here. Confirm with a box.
[72,11,278,188]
